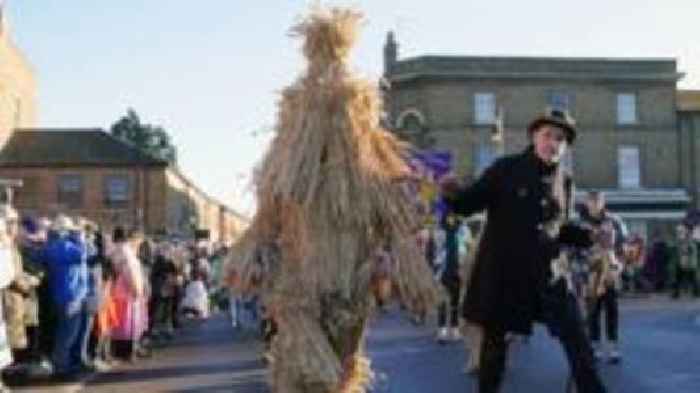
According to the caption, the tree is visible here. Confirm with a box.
[110,109,178,164]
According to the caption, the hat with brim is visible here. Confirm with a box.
[527,108,577,144]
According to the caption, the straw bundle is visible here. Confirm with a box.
[228,7,438,393]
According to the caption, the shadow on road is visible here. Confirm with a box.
[88,359,261,385]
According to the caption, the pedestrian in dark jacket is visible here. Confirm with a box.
[643,235,670,291]
[579,191,625,363]
[436,213,463,343]
[669,224,699,298]
[442,109,606,393]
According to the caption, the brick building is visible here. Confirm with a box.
[0,129,247,243]
[383,32,689,239]
[678,90,700,212]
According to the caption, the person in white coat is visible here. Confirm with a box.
[0,217,17,390]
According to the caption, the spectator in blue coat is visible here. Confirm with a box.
[41,215,88,379]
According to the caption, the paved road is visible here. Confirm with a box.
[82,319,266,393]
[12,297,700,393]
[368,298,700,393]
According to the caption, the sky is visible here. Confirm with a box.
[5,0,700,216]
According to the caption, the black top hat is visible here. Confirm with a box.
[527,108,577,144]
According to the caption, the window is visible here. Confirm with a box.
[402,114,423,133]
[396,109,426,133]
[104,175,130,207]
[617,93,637,124]
[618,146,641,189]
[475,143,498,176]
[474,93,496,124]
[57,175,83,209]
[548,91,571,112]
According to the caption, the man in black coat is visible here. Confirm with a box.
[442,109,606,393]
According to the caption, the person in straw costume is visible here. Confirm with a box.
[228,7,438,393]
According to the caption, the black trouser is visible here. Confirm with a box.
[149,295,174,332]
[37,282,56,358]
[262,318,278,347]
[478,293,606,393]
[672,268,699,297]
[438,274,461,328]
[588,288,618,342]
[148,293,158,333]
[26,326,40,361]
[13,326,41,363]
[172,287,183,329]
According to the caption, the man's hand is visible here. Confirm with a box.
[558,223,594,248]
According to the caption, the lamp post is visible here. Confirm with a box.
[491,107,505,154]
[189,214,198,238]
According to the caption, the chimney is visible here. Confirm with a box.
[383,31,398,76]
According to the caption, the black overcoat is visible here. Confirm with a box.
[446,147,574,335]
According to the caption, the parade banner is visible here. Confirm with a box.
[407,149,453,224]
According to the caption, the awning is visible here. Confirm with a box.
[575,188,690,220]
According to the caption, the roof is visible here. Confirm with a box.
[0,129,169,167]
[389,55,683,83]
[677,90,700,112]
[574,188,691,204]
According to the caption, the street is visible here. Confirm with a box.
[368,298,700,393]
[3,3,700,393]
[13,297,698,393]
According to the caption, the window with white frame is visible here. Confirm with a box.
[474,93,496,124]
[617,93,637,124]
[475,142,498,176]
[618,146,641,189]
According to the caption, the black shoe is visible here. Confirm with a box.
[608,346,622,365]
[136,347,152,358]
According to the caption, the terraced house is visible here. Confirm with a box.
[383,32,690,239]
[0,129,248,243]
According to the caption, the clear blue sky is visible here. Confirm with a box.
[6,0,700,216]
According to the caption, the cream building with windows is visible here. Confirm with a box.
[0,5,37,147]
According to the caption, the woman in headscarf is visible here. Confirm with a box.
[108,227,148,361]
